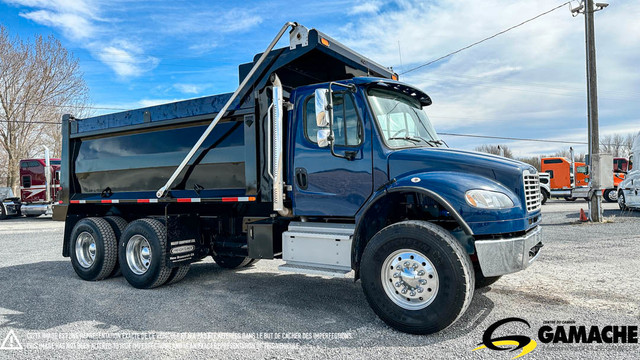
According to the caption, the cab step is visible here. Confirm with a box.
[278,263,352,277]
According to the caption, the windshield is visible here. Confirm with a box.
[367,88,442,148]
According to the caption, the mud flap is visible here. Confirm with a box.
[165,213,208,267]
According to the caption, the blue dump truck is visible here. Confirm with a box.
[54,23,543,334]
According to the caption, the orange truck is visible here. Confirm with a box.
[541,157,588,201]
[541,155,627,202]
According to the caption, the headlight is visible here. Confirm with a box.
[465,190,514,209]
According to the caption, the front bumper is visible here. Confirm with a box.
[2,201,18,216]
[474,226,542,277]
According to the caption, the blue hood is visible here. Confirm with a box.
[388,147,537,204]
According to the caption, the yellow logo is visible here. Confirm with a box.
[472,318,537,359]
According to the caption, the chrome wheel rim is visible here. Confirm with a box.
[618,193,625,208]
[381,249,439,310]
[126,235,152,275]
[608,190,618,202]
[75,231,97,268]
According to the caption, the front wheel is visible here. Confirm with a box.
[541,190,549,205]
[360,220,474,335]
[604,189,618,203]
[618,191,628,210]
[474,263,501,289]
[0,205,6,220]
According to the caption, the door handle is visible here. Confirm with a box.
[295,168,308,190]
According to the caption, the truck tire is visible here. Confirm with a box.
[473,263,501,289]
[119,218,172,289]
[618,191,628,210]
[604,189,617,203]
[165,265,191,285]
[245,259,260,267]
[564,197,577,201]
[212,254,253,269]
[360,220,474,335]
[69,217,118,281]
[0,205,6,220]
[541,189,549,205]
[103,216,128,278]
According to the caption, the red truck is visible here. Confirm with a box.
[19,153,61,217]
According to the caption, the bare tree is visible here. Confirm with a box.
[0,26,89,193]
[517,156,541,171]
[474,144,514,159]
[600,134,626,157]
[622,132,640,157]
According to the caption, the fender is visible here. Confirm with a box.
[351,171,524,272]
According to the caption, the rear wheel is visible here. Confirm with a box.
[212,254,253,269]
[360,220,474,335]
[119,218,172,289]
[245,259,260,267]
[165,265,191,285]
[69,217,118,281]
[103,216,128,278]
[604,189,618,203]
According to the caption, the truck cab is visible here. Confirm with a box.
[618,137,639,209]
[56,23,542,335]
[19,157,61,216]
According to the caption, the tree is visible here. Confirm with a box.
[0,26,89,193]
[474,144,514,159]
[600,134,625,157]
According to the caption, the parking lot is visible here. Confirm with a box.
[0,200,639,359]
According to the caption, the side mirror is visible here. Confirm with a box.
[576,165,589,175]
[315,89,330,127]
[317,129,330,148]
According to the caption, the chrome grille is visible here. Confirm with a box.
[523,172,541,212]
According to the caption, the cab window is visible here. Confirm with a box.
[305,92,362,146]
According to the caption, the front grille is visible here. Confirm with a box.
[523,172,541,212]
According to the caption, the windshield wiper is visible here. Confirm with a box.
[388,136,422,144]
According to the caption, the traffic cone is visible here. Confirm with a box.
[579,208,589,222]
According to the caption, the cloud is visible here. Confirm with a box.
[152,8,262,36]
[6,1,265,79]
[173,83,208,95]
[337,0,640,156]
[137,99,185,108]
[94,45,159,77]
[19,9,95,39]
[349,1,382,14]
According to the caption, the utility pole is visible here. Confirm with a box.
[573,0,608,222]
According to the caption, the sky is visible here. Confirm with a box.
[1,0,639,157]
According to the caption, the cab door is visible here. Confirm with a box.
[291,89,373,217]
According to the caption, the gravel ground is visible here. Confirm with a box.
[0,200,638,359]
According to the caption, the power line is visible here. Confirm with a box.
[0,119,61,125]
[439,132,588,145]
[401,2,571,75]
[4,102,127,111]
